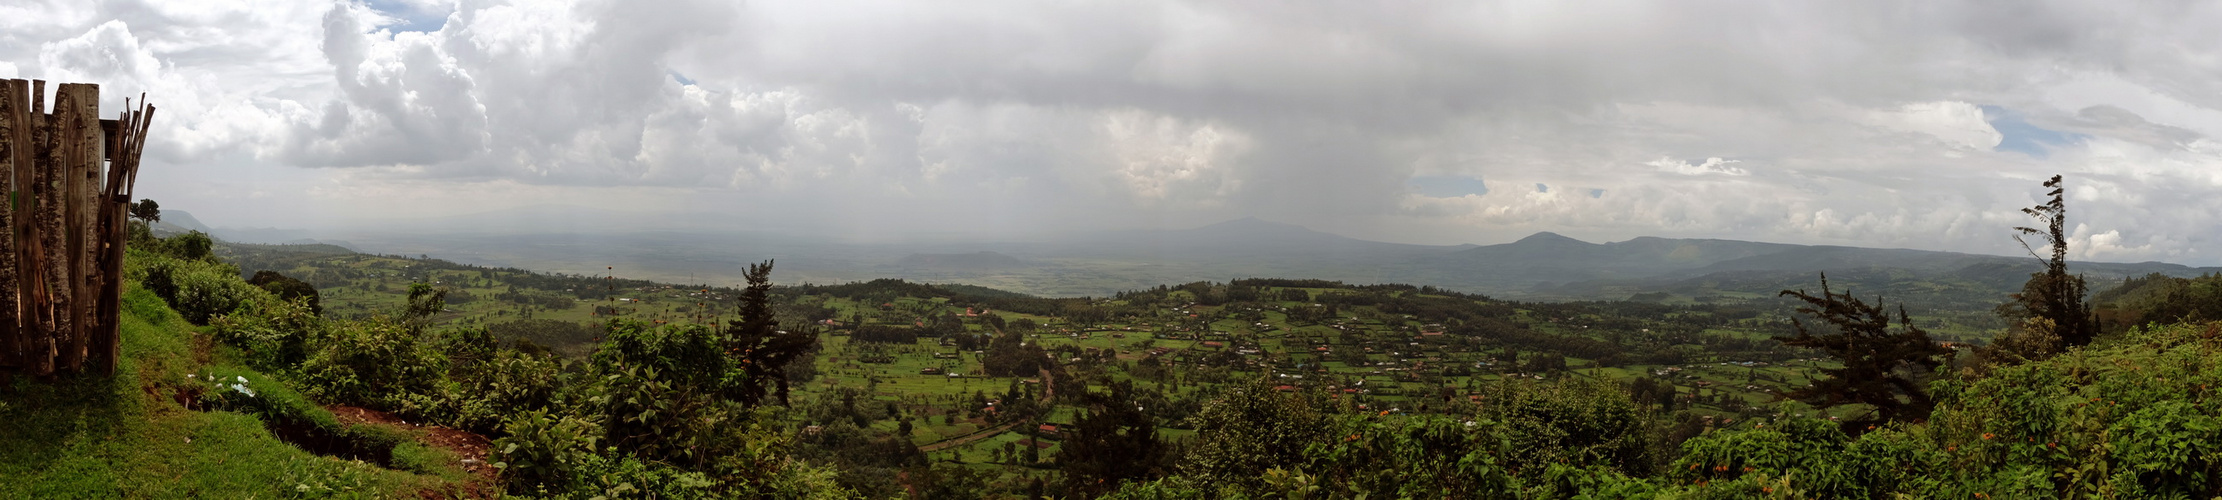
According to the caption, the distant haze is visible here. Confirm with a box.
[11,1,2222,264]
[194,213,2219,301]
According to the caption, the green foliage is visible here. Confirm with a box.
[487,318,600,354]
[210,296,325,369]
[493,408,602,494]
[1777,275,1951,426]
[1,268,443,498]
[130,198,161,223]
[721,260,817,407]
[293,319,445,410]
[2107,400,2222,494]
[1159,378,1656,499]
[162,230,216,261]
[2002,174,2097,353]
[1061,381,1171,496]
[133,245,272,325]
[1483,378,1656,474]
[597,361,748,469]
[249,270,323,315]
[1670,416,1940,498]
[403,282,447,323]
[196,366,346,434]
[444,349,573,433]
[1174,381,1333,493]
[2095,273,2222,333]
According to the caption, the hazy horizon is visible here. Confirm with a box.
[10,1,2222,265]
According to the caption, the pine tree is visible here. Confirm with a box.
[724,260,817,407]
[1995,174,2097,358]
[1060,381,1169,496]
[1776,275,1952,428]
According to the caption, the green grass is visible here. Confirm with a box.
[0,287,473,498]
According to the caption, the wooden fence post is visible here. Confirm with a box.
[0,80,22,376]
[0,80,151,379]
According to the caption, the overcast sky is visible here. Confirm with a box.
[7,0,2222,263]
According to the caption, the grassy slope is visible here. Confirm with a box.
[0,287,468,498]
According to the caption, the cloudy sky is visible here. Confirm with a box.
[7,0,2222,263]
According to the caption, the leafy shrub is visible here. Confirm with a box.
[598,363,747,470]
[247,270,322,315]
[1174,381,1333,493]
[158,230,215,261]
[1483,378,1656,475]
[444,349,573,434]
[209,296,324,369]
[293,319,444,409]
[138,253,271,325]
[493,408,602,494]
[2107,400,2222,495]
[1671,415,1886,498]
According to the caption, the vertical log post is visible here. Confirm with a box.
[29,79,56,377]
[56,83,95,372]
[0,80,22,377]
[0,81,150,378]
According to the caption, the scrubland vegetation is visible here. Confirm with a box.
[8,178,2222,498]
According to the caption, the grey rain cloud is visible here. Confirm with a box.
[5,0,2222,263]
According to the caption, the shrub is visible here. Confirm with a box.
[2107,400,2222,495]
[247,270,322,315]
[444,350,572,434]
[492,408,602,494]
[293,319,444,409]
[209,296,324,369]
[139,253,271,325]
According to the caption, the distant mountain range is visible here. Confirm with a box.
[172,210,2222,301]
[151,210,347,249]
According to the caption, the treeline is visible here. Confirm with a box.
[787,278,1093,319]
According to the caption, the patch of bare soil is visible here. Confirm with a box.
[326,405,500,497]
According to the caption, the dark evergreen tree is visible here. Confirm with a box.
[1997,174,2097,355]
[1059,381,1169,497]
[1776,275,1951,428]
[724,260,817,407]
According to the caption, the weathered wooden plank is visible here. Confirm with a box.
[105,101,152,375]
[0,80,21,371]
[125,103,152,190]
[26,79,56,376]
[0,81,147,377]
[48,83,80,372]
[61,83,100,372]
[11,79,34,374]
[91,99,143,376]
[91,110,123,376]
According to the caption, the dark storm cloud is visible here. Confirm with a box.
[6,0,2222,262]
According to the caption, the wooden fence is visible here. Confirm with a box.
[0,80,154,378]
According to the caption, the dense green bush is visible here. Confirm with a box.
[247,270,322,315]
[1110,322,2222,499]
[443,349,574,434]
[293,319,445,410]
[1146,377,1655,498]
[209,296,324,369]
[135,250,272,325]
[492,408,602,494]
